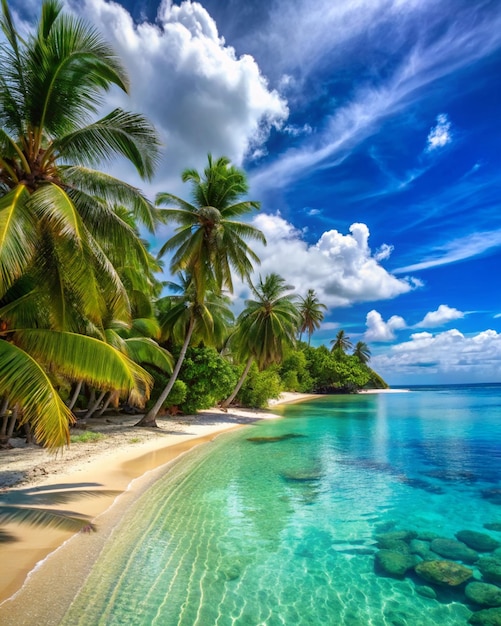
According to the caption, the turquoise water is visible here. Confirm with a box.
[62,384,501,625]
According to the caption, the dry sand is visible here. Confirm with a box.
[0,393,316,623]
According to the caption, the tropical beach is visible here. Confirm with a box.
[1,0,501,624]
[0,393,316,622]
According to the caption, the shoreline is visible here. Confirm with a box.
[0,393,316,621]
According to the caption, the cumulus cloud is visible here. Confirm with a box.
[426,113,452,151]
[364,310,406,342]
[371,329,501,383]
[66,0,288,192]
[416,304,464,328]
[232,214,418,308]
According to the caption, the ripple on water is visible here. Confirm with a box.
[61,389,501,625]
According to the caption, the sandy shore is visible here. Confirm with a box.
[0,393,316,622]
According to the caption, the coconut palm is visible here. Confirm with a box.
[298,289,327,346]
[135,274,234,427]
[155,154,266,299]
[0,0,161,445]
[330,330,353,355]
[0,0,161,327]
[221,273,300,409]
[353,341,371,364]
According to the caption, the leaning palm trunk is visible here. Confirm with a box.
[95,391,117,417]
[220,356,254,410]
[67,381,83,411]
[84,390,107,419]
[136,317,196,428]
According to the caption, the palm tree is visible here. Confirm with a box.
[0,0,161,445]
[0,0,160,325]
[135,274,234,427]
[298,289,327,346]
[330,330,353,355]
[353,341,371,364]
[155,154,266,298]
[137,155,264,426]
[221,274,300,409]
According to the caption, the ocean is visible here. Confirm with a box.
[61,384,501,625]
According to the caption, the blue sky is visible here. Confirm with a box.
[11,0,501,385]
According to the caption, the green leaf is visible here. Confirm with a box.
[0,185,36,297]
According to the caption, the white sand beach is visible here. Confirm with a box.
[0,393,316,624]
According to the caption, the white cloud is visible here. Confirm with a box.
[416,304,464,328]
[283,123,313,137]
[395,229,501,274]
[372,329,501,383]
[364,310,406,342]
[233,214,418,308]
[426,113,452,151]
[66,0,288,193]
[374,244,393,262]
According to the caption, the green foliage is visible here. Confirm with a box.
[237,363,282,408]
[179,347,237,414]
[278,345,387,394]
[70,431,105,444]
[164,380,187,407]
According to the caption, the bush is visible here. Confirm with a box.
[238,364,282,408]
[179,347,237,414]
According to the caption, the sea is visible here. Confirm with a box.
[60,383,501,626]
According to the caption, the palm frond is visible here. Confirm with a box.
[0,339,74,448]
[0,184,36,297]
[56,109,160,180]
[125,337,173,372]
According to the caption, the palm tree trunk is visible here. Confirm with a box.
[67,381,83,410]
[220,356,254,410]
[95,391,115,417]
[135,316,195,428]
[84,390,107,419]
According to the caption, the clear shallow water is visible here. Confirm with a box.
[62,385,501,625]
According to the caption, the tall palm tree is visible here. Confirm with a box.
[298,289,327,346]
[135,274,234,427]
[0,0,161,326]
[330,330,353,355]
[137,155,264,426]
[0,0,160,446]
[353,341,371,364]
[155,154,266,299]
[221,274,300,409]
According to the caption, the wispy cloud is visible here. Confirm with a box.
[395,230,501,274]
[250,2,501,192]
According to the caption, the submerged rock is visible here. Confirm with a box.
[416,531,441,542]
[246,433,305,443]
[431,538,479,564]
[466,582,501,607]
[409,539,435,560]
[374,550,419,578]
[469,607,501,625]
[375,530,417,543]
[415,560,474,586]
[484,523,501,533]
[375,538,411,554]
[415,584,437,599]
[477,557,501,584]
[457,531,501,552]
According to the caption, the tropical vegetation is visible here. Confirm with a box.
[0,0,388,455]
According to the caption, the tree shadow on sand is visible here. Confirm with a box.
[0,482,121,541]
